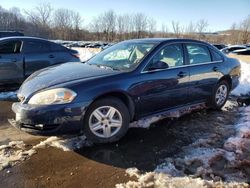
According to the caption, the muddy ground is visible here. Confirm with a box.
[0,98,249,188]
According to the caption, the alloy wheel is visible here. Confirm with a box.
[89,106,123,138]
[215,84,228,106]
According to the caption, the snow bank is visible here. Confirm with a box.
[118,105,250,187]
[33,135,90,151]
[154,106,250,183]
[0,135,89,171]
[116,168,248,188]
[0,141,34,171]
[0,91,17,101]
[232,61,250,96]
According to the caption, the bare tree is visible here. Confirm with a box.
[103,10,117,41]
[240,15,250,44]
[117,14,126,40]
[24,3,53,37]
[196,19,208,39]
[133,13,148,38]
[53,8,75,40]
[24,3,52,26]
[147,17,157,37]
[161,23,168,37]
[185,21,196,34]
[89,16,102,40]
[172,21,182,38]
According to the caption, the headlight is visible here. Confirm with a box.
[28,88,77,105]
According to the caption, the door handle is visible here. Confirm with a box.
[213,66,219,72]
[49,55,55,58]
[177,71,187,78]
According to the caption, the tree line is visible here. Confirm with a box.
[0,3,249,44]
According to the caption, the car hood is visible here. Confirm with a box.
[19,62,119,98]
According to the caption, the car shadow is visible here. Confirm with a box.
[75,116,198,172]
[75,104,240,172]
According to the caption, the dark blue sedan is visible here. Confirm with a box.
[10,38,241,143]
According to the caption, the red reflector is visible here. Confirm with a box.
[72,53,80,58]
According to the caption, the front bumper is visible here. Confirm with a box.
[10,101,90,135]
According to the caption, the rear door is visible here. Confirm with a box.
[0,40,24,84]
[135,43,189,117]
[185,43,222,102]
[22,39,55,77]
[50,43,76,63]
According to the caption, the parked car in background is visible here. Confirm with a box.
[213,44,227,50]
[0,37,80,85]
[0,31,24,38]
[220,45,247,54]
[232,48,250,55]
[10,38,241,143]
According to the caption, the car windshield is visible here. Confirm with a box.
[87,41,157,71]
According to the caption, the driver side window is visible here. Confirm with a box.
[148,44,184,69]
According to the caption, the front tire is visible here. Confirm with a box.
[211,80,229,110]
[83,97,130,143]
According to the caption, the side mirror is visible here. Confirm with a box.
[148,61,169,71]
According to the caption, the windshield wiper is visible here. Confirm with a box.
[87,63,120,71]
[98,65,120,71]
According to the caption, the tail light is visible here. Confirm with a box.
[71,53,80,58]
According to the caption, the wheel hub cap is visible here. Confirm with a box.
[89,106,122,138]
[215,84,228,106]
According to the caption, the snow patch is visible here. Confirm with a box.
[33,135,90,151]
[0,135,89,171]
[154,105,250,183]
[119,105,250,186]
[116,168,248,188]
[232,61,250,96]
[0,141,33,171]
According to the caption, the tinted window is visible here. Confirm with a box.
[149,44,184,68]
[210,49,223,61]
[187,44,211,64]
[51,43,66,52]
[0,40,22,54]
[24,40,51,53]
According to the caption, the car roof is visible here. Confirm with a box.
[125,38,212,45]
[0,36,50,42]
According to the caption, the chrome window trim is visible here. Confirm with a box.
[141,60,223,74]
[141,41,224,74]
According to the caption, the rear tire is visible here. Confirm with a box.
[83,97,130,143]
[211,80,229,110]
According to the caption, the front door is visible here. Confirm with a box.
[132,44,190,117]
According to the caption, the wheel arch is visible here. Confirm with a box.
[218,75,232,90]
[90,91,136,121]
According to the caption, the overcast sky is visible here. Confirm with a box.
[1,0,250,31]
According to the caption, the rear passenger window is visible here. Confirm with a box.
[210,49,223,61]
[24,40,51,53]
[0,41,22,54]
[187,44,211,64]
